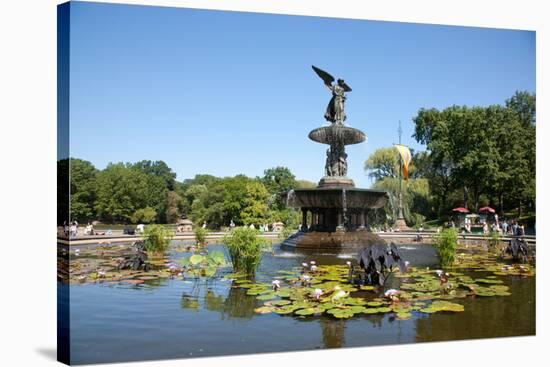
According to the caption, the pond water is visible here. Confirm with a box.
[63,243,535,365]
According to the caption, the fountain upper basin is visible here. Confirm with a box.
[308,125,366,145]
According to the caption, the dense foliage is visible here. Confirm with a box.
[364,91,535,226]
[223,227,270,275]
[412,91,535,217]
[61,158,304,229]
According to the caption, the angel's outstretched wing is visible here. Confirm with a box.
[341,82,352,92]
[312,65,334,86]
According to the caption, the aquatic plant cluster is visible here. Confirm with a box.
[228,247,535,320]
[58,244,227,285]
[60,242,534,322]
[223,227,271,275]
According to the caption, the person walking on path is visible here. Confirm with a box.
[502,221,508,235]
[70,221,78,238]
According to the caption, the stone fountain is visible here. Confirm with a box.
[280,66,389,250]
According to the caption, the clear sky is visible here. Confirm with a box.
[67,1,535,188]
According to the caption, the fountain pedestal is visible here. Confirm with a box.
[279,79,390,250]
[317,176,355,188]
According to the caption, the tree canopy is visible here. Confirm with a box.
[365,91,535,226]
[65,160,304,229]
[411,91,535,216]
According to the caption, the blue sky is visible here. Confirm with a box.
[67,1,535,188]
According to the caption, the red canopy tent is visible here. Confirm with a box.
[452,207,469,213]
[478,206,496,213]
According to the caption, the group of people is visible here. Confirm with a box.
[486,220,526,236]
[63,220,79,238]
[62,220,112,238]
[248,223,271,232]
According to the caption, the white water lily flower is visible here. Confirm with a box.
[435,270,443,276]
[314,288,323,299]
[384,289,399,297]
[332,290,348,300]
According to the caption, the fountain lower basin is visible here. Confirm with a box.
[281,187,390,250]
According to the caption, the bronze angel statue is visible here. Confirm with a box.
[312,65,352,124]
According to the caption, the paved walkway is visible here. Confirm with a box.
[58,230,535,247]
[57,231,281,245]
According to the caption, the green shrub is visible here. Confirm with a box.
[433,228,457,268]
[194,226,207,245]
[142,224,173,254]
[223,227,270,275]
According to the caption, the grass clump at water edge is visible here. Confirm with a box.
[142,224,173,254]
[193,226,207,246]
[223,227,270,276]
[433,227,457,268]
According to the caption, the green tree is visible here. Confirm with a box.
[165,191,182,223]
[261,166,296,194]
[222,175,252,225]
[95,163,150,222]
[364,147,400,181]
[131,206,157,224]
[132,160,177,190]
[372,177,432,226]
[412,92,535,216]
[142,173,169,222]
[69,158,98,222]
[240,181,270,226]
[505,91,536,126]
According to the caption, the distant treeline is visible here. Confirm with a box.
[58,160,314,229]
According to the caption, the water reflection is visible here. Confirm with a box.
[415,275,535,342]
[180,281,259,320]
[320,319,346,348]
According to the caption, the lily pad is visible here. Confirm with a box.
[327,308,355,319]
[295,307,323,316]
[420,300,464,313]
[189,254,204,265]
[273,305,299,314]
[265,300,292,307]
[256,292,277,301]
